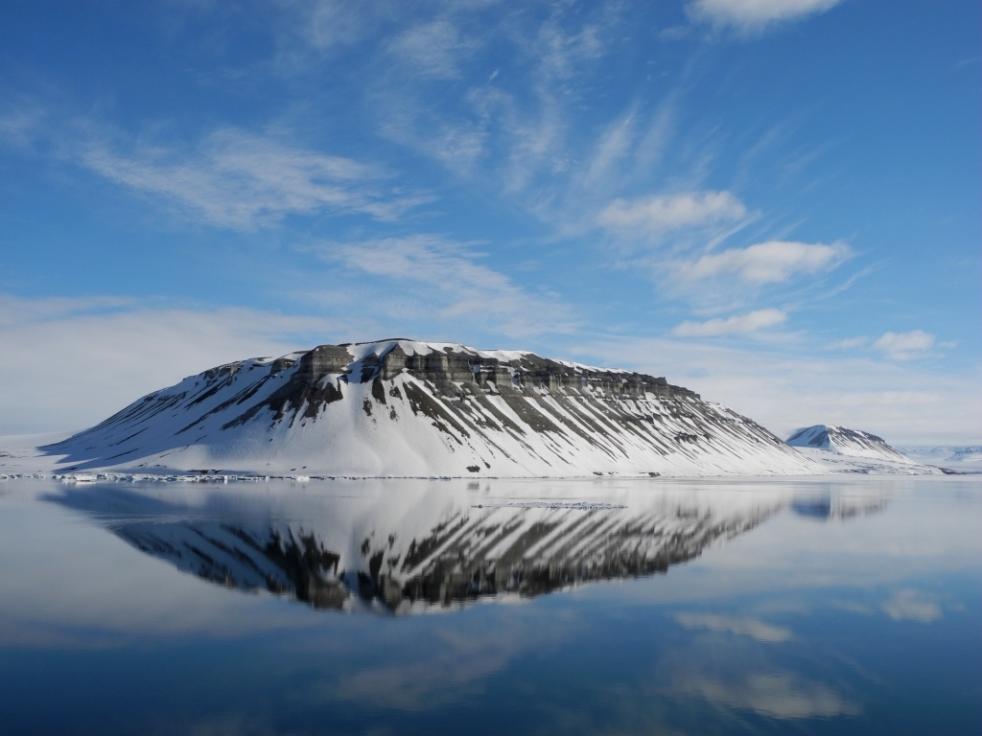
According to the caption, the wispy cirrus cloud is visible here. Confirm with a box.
[304,235,577,338]
[597,191,748,236]
[581,108,638,189]
[272,0,391,63]
[77,128,432,230]
[672,308,787,337]
[676,240,851,285]
[0,293,134,328]
[687,0,845,33]
[0,105,45,149]
[832,329,947,362]
[873,330,935,361]
[387,18,478,80]
[369,0,623,205]
[829,336,869,350]
[532,9,609,83]
[376,91,491,176]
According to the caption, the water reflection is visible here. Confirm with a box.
[44,480,886,614]
[791,486,888,521]
[675,672,861,719]
[1,478,979,735]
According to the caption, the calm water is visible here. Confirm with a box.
[0,476,979,735]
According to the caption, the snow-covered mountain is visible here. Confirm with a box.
[785,424,941,475]
[35,339,815,477]
[899,445,982,472]
[787,425,912,463]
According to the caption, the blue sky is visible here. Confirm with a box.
[1,0,979,443]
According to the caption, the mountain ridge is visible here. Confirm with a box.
[35,339,816,477]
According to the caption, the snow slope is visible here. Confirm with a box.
[900,445,982,473]
[22,339,816,477]
[787,425,912,463]
[787,424,940,475]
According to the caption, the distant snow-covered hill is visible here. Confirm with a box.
[30,339,816,477]
[786,424,940,475]
[787,425,912,463]
[899,445,982,472]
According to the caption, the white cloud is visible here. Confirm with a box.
[499,96,567,194]
[882,589,942,623]
[387,19,477,79]
[298,0,372,51]
[598,191,747,234]
[0,105,44,149]
[0,294,341,434]
[272,0,391,63]
[306,235,577,338]
[677,240,850,284]
[674,612,792,642]
[0,294,134,328]
[673,308,787,337]
[78,128,431,229]
[534,15,607,82]
[873,330,936,361]
[657,25,692,41]
[832,331,945,361]
[687,0,845,32]
[567,335,982,445]
[582,110,637,188]
[377,102,489,175]
[829,336,868,350]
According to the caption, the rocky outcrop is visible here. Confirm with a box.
[41,339,814,477]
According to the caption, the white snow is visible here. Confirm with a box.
[787,424,915,464]
[0,340,949,480]
[899,445,982,471]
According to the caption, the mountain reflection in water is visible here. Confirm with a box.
[44,480,886,613]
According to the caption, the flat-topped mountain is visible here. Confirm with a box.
[40,339,814,477]
[786,424,912,464]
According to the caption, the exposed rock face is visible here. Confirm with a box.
[786,424,912,464]
[42,339,813,477]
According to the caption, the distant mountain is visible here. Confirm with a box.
[899,445,982,471]
[36,339,814,477]
[786,424,912,464]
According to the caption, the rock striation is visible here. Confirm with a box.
[41,339,814,477]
